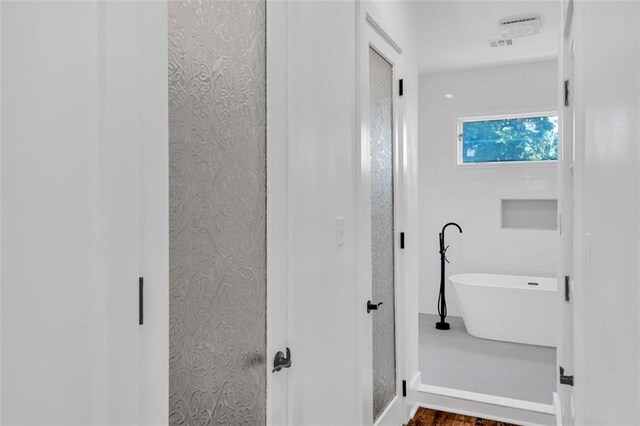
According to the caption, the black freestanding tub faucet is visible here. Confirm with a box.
[436,222,462,330]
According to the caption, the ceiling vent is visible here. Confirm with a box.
[499,17,540,39]
[489,38,513,48]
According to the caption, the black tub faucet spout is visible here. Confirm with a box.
[436,222,462,330]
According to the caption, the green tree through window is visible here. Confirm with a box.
[460,115,558,163]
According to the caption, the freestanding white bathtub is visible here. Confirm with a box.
[449,273,557,347]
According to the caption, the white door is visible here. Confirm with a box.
[266,1,292,424]
[167,0,289,425]
[558,1,576,423]
[358,10,405,426]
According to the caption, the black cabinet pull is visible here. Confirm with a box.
[139,277,144,325]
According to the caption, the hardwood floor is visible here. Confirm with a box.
[406,408,518,426]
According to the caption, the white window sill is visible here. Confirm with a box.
[454,160,558,170]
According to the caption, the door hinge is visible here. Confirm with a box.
[400,232,405,249]
[399,79,404,96]
[565,275,571,302]
[139,277,144,325]
[564,79,570,107]
[402,380,407,397]
[559,366,574,386]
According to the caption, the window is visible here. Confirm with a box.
[458,113,558,164]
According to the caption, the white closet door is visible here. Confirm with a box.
[167,1,273,425]
[101,4,143,424]
[101,2,169,425]
[1,2,168,424]
[2,3,105,424]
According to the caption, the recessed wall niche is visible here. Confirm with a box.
[501,199,558,231]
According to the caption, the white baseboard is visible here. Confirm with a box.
[409,371,421,390]
[374,395,402,426]
[409,403,420,420]
[404,372,422,422]
[412,382,557,426]
[418,384,554,415]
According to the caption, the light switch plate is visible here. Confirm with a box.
[336,217,345,247]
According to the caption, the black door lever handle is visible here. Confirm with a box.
[272,347,292,373]
[367,300,383,313]
[559,366,574,386]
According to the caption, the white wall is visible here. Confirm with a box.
[418,60,559,315]
[286,2,360,424]
[286,1,419,424]
[571,2,640,425]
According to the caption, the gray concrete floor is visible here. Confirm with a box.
[419,313,556,404]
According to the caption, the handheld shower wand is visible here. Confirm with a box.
[436,222,462,330]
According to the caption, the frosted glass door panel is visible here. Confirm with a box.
[168,1,267,424]
[369,47,397,421]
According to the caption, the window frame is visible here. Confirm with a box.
[456,111,559,168]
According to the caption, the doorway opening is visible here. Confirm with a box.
[413,2,568,425]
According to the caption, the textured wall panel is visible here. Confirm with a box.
[369,47,397,421]
[168,1,266,424]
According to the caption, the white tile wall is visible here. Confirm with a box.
[418,60,559,315]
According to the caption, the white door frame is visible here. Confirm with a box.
[266,0,291,424]
[557,0,576,424]
[356,5,407,425]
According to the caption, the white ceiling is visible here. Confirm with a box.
[418,0,559,73]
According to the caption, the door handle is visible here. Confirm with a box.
[367,300,383,313]
[272,347,292,373]
[559,366,574,386]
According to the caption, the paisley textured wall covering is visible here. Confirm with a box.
[369,47,397,421]
[168,1,266,424]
